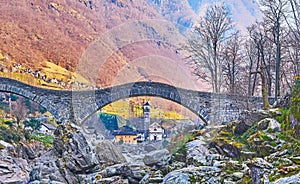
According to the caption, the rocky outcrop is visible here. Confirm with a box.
[186,140,210,166]
[97,163,151,183]
[258,118,281,132]
[163,166,222,184]
[220,144,241,159]
[0,150,30,184]
[26,123,146,184]
[239,110,268,126]
[53,125,100,174]
[93,140,126,166]
[15,143,37,160]
[30,125,100,183]
[234,121,251,135]
[143,149,171,169]
[273,173,300,184]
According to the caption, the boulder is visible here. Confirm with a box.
[0,140,14,149]
[163,171,190,184]
[0,150,30,184]
[29,150,77,183]
[247,158,273,169]
[97,176,127,183]
[273,173,300,184]
[246,158,274,184]
[238,110,268,127]
[123,153,145,165]
[258,118,281,132]
[16,143,37,160]
[163,166,221,184]
[220,144,241,158]
[232,172,244,180]
[93,140,126,166]
[144,144,157,152]
[143,149,171,168]
[30,124,100,183]
[98,163,151,183]
[55,131,99,174]
[186,140,210,166]
[234,121,250,135]
[99,164,133,179]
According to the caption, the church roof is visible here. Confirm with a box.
[143,101,150,106]
[149,122,161,128]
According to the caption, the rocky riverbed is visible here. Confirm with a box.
[0,109,300,183]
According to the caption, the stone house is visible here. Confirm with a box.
[38,123,56,136]
[149,122,164,141]
[113,125,137,144]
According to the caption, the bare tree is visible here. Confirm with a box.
[247,22,273,109]
[11,98,28,127]
[221,31,243,94]
[184,3,233,93]
[285,0,300,78]
[245,37,260,97]
[260,0,289,100]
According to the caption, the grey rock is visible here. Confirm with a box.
[247,163,263,184]
[144,144,157,152]
[239,110,268,126]
[163,171,190,184]
[234,121,250,135]
[258,118,281,132]
[29,150,74,183]
[186,140,210,166]
[273,173,300,184]
[232,172,244,180]
[223,180,236,184]
[15,143,37,160]
[212,160,226,168]
[220,144,241,158]
[54,130,99,174]
[0,151,30,184]
[163,166,221,184]
[206,176,221,184]
[30,125,100,183]
[97,176,126,183]
[247,158,273,169]
[94,140,126,166]
[143,149,171,168]
[123,153,145,165]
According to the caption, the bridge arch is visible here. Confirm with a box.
[72,81,211,125]
[0,77,72,120]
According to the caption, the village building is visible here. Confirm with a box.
[38,123,56,136]
[136,130,146,143]
[113,125,137,144]
[149,122,165,142]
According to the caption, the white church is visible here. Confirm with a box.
[142,102,165,142]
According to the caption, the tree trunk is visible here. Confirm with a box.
[275,19,281,101]
[260,72,270,110]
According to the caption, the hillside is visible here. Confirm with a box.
[0,0,159,71]
[0,0,262,90]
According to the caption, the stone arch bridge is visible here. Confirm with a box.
[0,77,270,124]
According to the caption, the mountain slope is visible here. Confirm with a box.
[0,0,262,90]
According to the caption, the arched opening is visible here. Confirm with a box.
[81,96,203,146]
